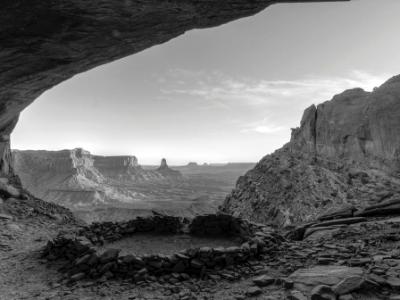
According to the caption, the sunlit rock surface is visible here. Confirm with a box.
[12,148,184,209]
[223,75,400,226]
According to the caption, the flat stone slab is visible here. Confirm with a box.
[304,225,346,240]
[310,217,367,228]
[318,205,356,221]
[289,266,364,293]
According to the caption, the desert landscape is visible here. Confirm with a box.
[12,148,254,222]
[1,1,400,300]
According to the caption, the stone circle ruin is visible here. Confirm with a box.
[43,214,283,283]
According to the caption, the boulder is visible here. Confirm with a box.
[0,181,20,199]
[355,203,400,217]
[310,217,367,228]
[245,286,263,297]
[99,248,120,263]
[318,205,356,221]
[332,276,364,295]
[310,285,336,300]
[287,290,308,300]
[0,213,13,220]
[386,277,400,290]
[252,275,275,287]
[304,225,346,239]
[289,266,364,293]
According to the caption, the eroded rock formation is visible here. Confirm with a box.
[12,148,184,209]
[156,158,183,180]
[222,75,400,226]
[1,0,348,178]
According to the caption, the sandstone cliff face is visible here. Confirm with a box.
[291,79,400,172]
[223,75,400,226]
[13,148,184,209]
[93,155,156,183]
[13,148,105,195]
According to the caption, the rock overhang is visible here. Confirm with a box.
[1,0,349,134]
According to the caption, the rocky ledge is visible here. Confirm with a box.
[0,173,76,224]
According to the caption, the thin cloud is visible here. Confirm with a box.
[159,69,389,109]
[240,118,284,135]
[158,69,390,135]
[242,125,284,134]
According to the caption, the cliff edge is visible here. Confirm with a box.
[222,75,400,226]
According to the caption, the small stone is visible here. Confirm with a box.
[367,273,386,285]
[311,285,336,300]
[245,286,262,297]
[74,254,91,266]
[190,259,203,269]
[338,295,354,300]
[252,275,274,287]
[386,277,400,290]
[317,257,336,265]
[137,268,147,275]
[286,290,307,300]
[281,277,294,289]
[0,213,13,220]
[99,248,120,263]
[0,181,20,198]
[70,272,85,281]
[348,258,370,266]
[332,276,364,295]
[208,274,221,281]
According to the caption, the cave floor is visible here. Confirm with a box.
[0,215,399,299]
[96,233,239,256]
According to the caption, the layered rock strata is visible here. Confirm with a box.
[13,148,183,208]
[223,75,400,226]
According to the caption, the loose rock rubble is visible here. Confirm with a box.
[0,176,76,223]
[2,205,400,299]
[2,177,400,299]
[37,209,400,299]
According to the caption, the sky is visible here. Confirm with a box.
[12,0,400,165]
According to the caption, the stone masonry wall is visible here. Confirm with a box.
[43,214,284,283]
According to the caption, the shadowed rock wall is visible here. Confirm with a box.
[1,0,348,176]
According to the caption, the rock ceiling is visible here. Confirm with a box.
[0,0,349,135]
